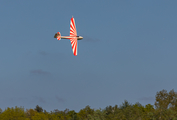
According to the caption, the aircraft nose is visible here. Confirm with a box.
[77,36,83,40]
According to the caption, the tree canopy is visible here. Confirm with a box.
[1,89,177,119]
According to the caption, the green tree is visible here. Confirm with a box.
[155,89,170,110]
[35,105,43,113]
[0,106,25,120]
[77,105,94,120]
[53,108,71,120]
[119,100,133,119]
[87,109,106,120]
[31,112,48,120]
[68,110,78,120]
[154,89,177,119]
[26,108,37,120]
[0,108,2,114]
[144,104,155,119]
[131,102,145,119]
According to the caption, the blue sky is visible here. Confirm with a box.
[0,0,177,111]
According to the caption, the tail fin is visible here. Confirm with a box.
[54,32,61,40]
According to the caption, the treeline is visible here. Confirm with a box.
[0,89,177,120]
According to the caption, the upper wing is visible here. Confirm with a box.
[70,17,77,36]
[70,37,77,56]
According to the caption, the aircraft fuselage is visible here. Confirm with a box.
[61,36,83,40]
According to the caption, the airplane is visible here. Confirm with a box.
[54,17,83,56]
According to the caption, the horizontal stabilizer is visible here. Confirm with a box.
[54,32,61,40]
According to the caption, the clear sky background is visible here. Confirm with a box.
[0,1,177,112]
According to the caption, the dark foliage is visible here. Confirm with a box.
[35,105,43,113]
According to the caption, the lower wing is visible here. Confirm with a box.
[70,37,77,56]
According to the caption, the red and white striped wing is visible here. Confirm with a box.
[70,17,77,56]
[70,37,77,56]
[70,17,77,36]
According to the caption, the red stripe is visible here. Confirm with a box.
[71,18,74,25]
[74,42,77,55]
[73,39,77,56]
[70,26,75,34]
[70,25,74,31]
[70,29,74,33]
[70,38,76,54]
[70,18,76,36]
